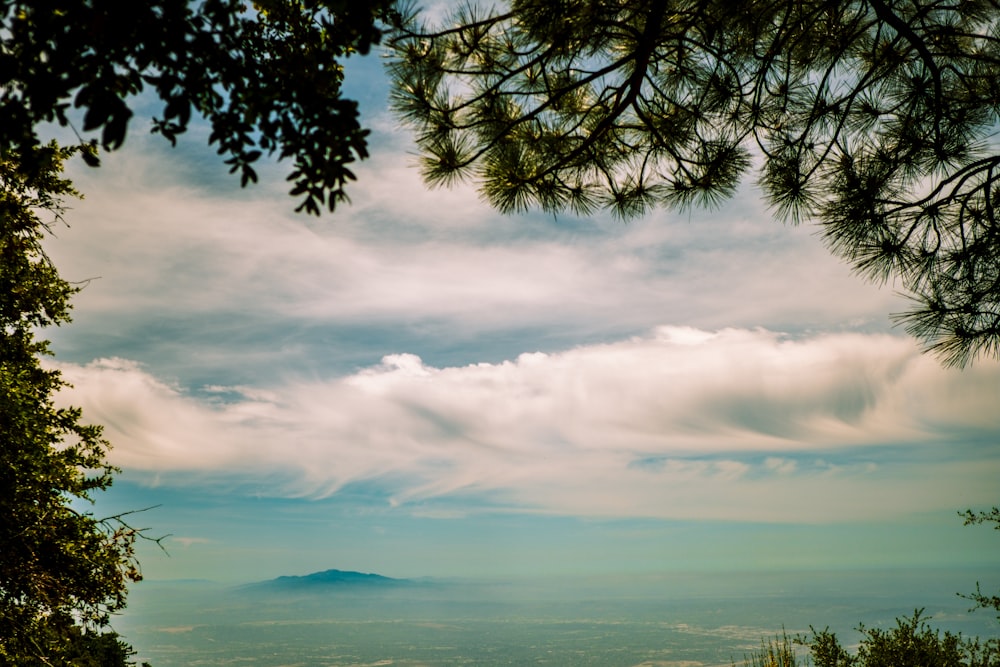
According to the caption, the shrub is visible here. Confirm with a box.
[738,610,1000,667]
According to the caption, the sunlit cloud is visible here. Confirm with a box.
[170,537,212,548]
[22,38,998,586]
[55,327,1000,523]
[47,141,904,351]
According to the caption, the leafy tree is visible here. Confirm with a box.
[7,626,137,667]
[2,2,402,662]
[1,0,397,214]
[0,144,145,665]
[387,0,1000,366]
[59,628,138,667]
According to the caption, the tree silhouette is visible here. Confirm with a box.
[1,0,396,214]
[387,0,1000,366]
[0,145,155,663]
[2,4,397,660]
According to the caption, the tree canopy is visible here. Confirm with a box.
[0,144,144,663]
[387,0,1000,367]
[0,0,396,214]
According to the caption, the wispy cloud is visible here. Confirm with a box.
[49,141,904,344]
[55,327,1000,523]
[170,536,212,548]
[30,67,999,582]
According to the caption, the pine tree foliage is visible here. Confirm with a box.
[387,0,1000,366]
[0,144,143,665]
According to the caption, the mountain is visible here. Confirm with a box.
[275,569,401,586]
[241,568,413,592]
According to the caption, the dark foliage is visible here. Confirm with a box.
[738,610,1000,667]
[0,0,397,214]
[388,0,1000,366]
[0,144,144,665]
[805,610,999,667]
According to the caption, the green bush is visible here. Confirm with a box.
[738,610,1000,667]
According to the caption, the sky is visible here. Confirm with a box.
[40,44,1000,585]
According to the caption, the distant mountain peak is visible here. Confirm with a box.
[243,568,409,592]
[273,569,399,585]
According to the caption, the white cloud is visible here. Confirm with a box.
[764,457,797,475]
[54,327,1000,523]
[170,536,212,548]
[46,139,904,347]
[37,125,997,528]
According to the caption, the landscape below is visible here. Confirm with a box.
[115,567,1000,666]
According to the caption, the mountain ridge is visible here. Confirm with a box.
[241,568,415,592]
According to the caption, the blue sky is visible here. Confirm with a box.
[42,46,1000,584]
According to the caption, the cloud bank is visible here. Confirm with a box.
[56,327,1000,523]
[49,140,904,344]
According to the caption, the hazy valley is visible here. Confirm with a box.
[115,567,1000,666]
